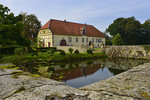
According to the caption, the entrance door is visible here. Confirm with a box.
[60,40,67,46]
[48,42,51,47]
[43,43,45,47]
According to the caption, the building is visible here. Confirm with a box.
[38,19,105,47]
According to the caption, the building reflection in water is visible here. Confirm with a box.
[48,58,147,88]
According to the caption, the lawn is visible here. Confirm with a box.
[1,51,107,64]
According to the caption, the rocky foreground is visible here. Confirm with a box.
[0,63,150,100]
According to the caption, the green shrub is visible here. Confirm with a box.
[60,50,66,55]
[0,45,22,54]
[0,55,3,59]
[39,47,57,52]
[32,52,38,57]
[74,49,79,54]
[68,48,74,54]
[14,48,25,55]
[47,49,55,54]
[87,49,93,54]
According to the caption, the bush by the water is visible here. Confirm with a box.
[87,49,93,54]
[14,48,25,55]
[60,50,66,55]
[74,49,79,54]
[68,48,74,54]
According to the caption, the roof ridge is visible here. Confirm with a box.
[51,19,91,26]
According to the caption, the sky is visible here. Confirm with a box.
[1,0,150,32]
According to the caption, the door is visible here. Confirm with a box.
[60,40,67,46]
[48,42,51,47]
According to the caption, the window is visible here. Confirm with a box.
[82,27,86,36]
[80,27,86,36]
[69,37,72,43]
[82,38,84,43]
[47,30,49,33]
[42,39,45,42]
[96,39,98,43]
[86,38,88,43]
[98,39,102,43]
[76,38,78,42]
[43,31,45,33]
[92,38,94,43]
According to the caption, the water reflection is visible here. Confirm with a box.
[49,58,148,88]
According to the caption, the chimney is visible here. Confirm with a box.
[64,19,66,22]
[85,23,86,25]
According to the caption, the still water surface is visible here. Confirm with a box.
[51,58,148,88]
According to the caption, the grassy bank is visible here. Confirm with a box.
[1,52,107,64]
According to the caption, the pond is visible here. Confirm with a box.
[49,58,148,88]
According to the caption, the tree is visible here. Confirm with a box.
[142,19,150,44]
[112,33,124,45]
[21,13,41,42]
[0,4,30,46]
[106,17,142,45]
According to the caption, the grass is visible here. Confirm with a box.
[1,51,107,64]
[52,52,107,62]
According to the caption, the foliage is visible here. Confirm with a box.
[87,49,93,54]
[0,45,23,54]
[60,50,66,55]
[32,52,38,57]
[20,12,42,42]
[0,54,3,59]
[112,33,124,45]
[68,48,74,54]
[74,49,79,54]
[142,19,150,44]
[14,48,25,56]
[106,17,144,45]
[0,4,30,47]
[106,40,112,45]
[38,47,57,52]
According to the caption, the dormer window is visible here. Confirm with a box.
[80,27,86,36]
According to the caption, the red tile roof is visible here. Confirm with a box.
[40,19,105,38]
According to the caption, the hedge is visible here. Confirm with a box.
[0,45,23,54]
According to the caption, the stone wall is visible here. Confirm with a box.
[55,46,90,53]
[2,63,150,100]
[105,45,150,59]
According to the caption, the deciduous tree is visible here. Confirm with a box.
[112,33,124,45]
[21,13,41,42]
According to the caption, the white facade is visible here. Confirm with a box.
[38,29,105,48]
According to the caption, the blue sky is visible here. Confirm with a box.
[1,0,150,32]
